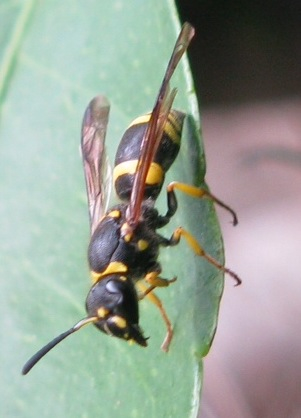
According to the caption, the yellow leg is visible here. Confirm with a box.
[138,272,176,300]
[171,227,241,286]
[167,181,238,226]
[137,282,173,352]
[144,271,177,288]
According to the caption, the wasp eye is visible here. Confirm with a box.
[105,279,123,295]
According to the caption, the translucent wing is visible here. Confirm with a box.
[126,23,195,228]
[81,95,112,235]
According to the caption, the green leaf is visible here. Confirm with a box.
[0,1,225,417]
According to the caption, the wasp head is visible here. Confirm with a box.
[86,275,148,347]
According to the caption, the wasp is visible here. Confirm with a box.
[22,22,240,375]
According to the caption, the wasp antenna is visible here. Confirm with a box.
[22,317,97,375]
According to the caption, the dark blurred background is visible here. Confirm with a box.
[176,2,301,417]
[177,0,301,105]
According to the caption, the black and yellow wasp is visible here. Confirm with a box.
[22,23,240,375]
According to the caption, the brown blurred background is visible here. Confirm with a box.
[176,2,301,417]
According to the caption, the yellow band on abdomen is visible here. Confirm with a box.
[113,160,164,185]
[128,113,151,128]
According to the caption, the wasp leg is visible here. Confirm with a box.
[145,271,177,288]
[168,226,241,286]
[138,284,157,300]
[138,272,177,300]
[155,187,178,228]
[167,181,238,226]
[137,282,173,352]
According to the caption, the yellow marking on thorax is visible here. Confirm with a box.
[113,160,164,185]
[90,261,128,283]
[138,239,149,251]
[121,222,133,242]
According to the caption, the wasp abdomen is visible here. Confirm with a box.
[113,110,185,201]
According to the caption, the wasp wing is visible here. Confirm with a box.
[126,23,195,228]
[81,95,112,235]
